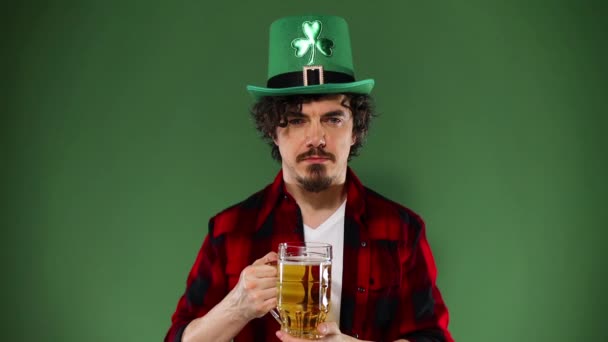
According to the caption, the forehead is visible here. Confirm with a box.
[298,94,350,114]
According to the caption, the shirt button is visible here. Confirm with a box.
[353,333,359,338]
[357,287,366,292]
[360,241,367,247]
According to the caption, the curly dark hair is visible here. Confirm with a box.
[250,93,376,162]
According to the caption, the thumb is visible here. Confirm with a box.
[252,251,278,266]
[317,321,341,335]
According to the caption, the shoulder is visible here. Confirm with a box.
[208,185,272,239]
[362,186,425,242]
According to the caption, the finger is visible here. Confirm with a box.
[253,296,277,318]
[253,277,278,290]
[251,264,278,278]
[317,321,341,335]
[257,285,279,301]
[276,330,301,341]
[262,295,278,311]
[242,277,277,291]
[252,252,279,266]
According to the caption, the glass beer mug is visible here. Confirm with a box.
[272,242,332,340]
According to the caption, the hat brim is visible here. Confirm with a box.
[246,79,374,99]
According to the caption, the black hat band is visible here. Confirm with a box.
[267,66,355,88]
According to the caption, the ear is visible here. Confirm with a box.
[351,133,357,146]
[272,133,279,146]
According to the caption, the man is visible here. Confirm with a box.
[165,15,453,342]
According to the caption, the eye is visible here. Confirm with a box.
[287,118,305,126]
[325,117,343,125]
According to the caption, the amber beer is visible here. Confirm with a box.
[277,242,332,340]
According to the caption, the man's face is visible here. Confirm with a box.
[274,94,355,192]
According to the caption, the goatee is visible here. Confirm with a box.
[296,164,334,193]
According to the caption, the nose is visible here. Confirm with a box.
[305,121,326,148]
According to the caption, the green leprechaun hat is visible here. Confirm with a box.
[246,15,375,98]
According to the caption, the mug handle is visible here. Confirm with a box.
[269,308,282,325]
[267,259,281,325]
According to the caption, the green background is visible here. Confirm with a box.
[3,1,606,341]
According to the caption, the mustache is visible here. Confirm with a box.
[296,147,336,162]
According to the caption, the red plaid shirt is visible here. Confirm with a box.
[165,168,453,342]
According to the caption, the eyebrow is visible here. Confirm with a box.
[287,110,348,117]
[322,110,347,117]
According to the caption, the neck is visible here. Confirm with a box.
[285,181,347,211]
[283,168,348,228]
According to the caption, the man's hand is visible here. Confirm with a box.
[275,322,362,342]
[275,322,410,342]
[181,252,279,342]
[224,252,278,322]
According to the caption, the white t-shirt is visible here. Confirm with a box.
[303,199,346,325]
